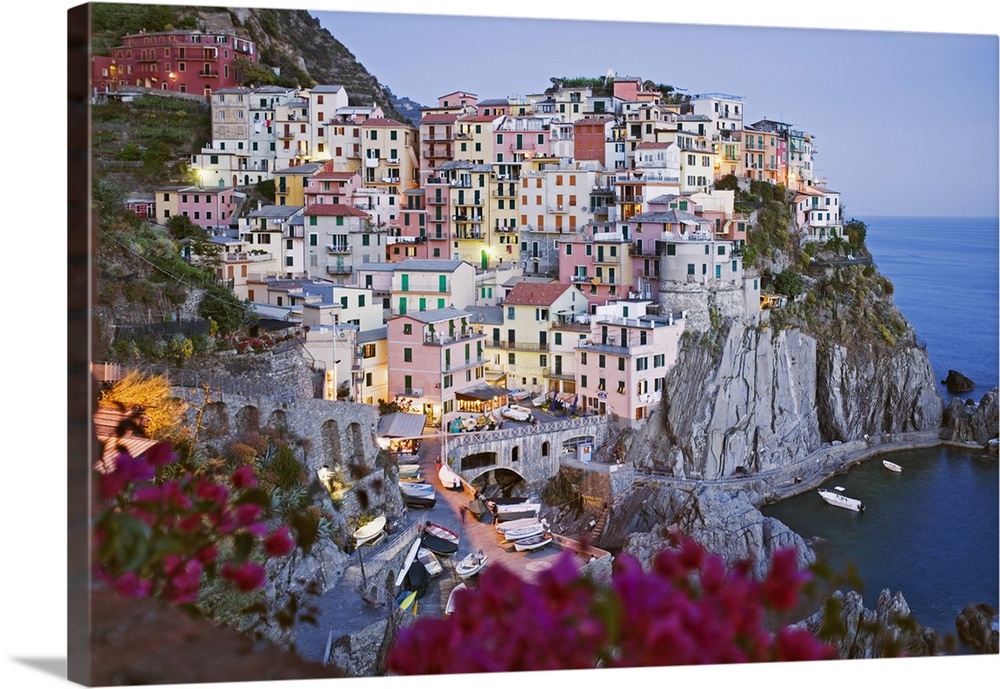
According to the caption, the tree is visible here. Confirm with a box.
[773,270,806,298]
[845,219,868,250]
[198,284,256,336]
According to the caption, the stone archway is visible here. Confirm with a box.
[320,419,343,469]
[346,422,368,478]
[235,406,261,435]
[201,401,230,439]
[265,409,289,439]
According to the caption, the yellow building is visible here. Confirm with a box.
[359,117,420,194]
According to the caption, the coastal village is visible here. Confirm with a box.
[93,25,843,428]
[83,20,999,681]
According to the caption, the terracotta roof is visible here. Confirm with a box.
[303,203,369,217]
[458,113,500,122]
[504,281,574,307]
[420,113,460,124]
[363,117,414,128]
[635,141,674,149]
[311,171,357,180]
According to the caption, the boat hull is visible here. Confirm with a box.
[818,490,864,512]
[353,515,387,544]
[456,551,488,578]
[513,534,553,551]
[882,460,903,473]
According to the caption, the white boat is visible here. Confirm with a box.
[882,459,903,473]
[501,405,531,422]
[818,489,865,512]
[513,533,553,551]
[509,389,531,402]
[456,550,488,578]
[495,517,540,534]
[495,501,540,514]
[417,547,443,578]
[501,520,549,542]
[395,537,422,588]
[531,394,548,407]
[399,481,436,508]
[398,463,421,478]
[445,582,467,616]
[353,515,387,544]
[438,462,463,490]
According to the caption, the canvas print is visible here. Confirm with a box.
[66,1,998,686]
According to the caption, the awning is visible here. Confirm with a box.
[377,412,427,439]
[455,383,511,401]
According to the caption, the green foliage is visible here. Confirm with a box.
[844,218,868,250]
[267,444,306,493]
[116,142,142,161]
[714,173,740,191]
[198,284,256,336]
[255,179,276,204]
[167,333,194,364]
[773,270,806,298]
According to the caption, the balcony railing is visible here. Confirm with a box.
[424,330,484,346]
[398,387,425,398]
[493,341,549,352]
[326,265,352,275]
[327,245,351,254]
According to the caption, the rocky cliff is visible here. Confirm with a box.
[941,388,999,445]
[625,321,943,478]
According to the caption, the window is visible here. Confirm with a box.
[581,352,588,365]
[507,306,515,320]
[617,381,626,395]
[508,352,516,365]
[403,323,412,335]
[687,263,695,275]
[443,374,453,388]
[654,354,665,367]
[363,344,376,358]
[403,348,412,362]
[309,233,317,246]
[554,332,562,345]
[618,357,626,371]
[599,355,606,368]
[718,245,726,255]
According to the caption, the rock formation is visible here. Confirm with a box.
[798,589,938,659]
[941,388,999,445]
[624,321,943,478]
[942,369,976,393]
[618,484,815,580]
[955,603,999,653]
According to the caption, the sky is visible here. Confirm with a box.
[1,2,996,689]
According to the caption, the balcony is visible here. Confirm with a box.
[424,330,484,346]
[277,131,295,140]
[398,387,425,398]
[571,275,594,283]
[495,341,549,352]
[327,244,351,254]
[326,265,352,275]
[198,70,219,78]
[443,356,488,373]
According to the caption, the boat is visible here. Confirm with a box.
[501,405,531,422]
[490,495,529,506]
[445,582,467,616]
[513,533,553,551]
[400,482,436,509]
[352,515,387,545]
[818,488,865,512]
[509,389,531,402]
[395,589,417,611]
[395,537,423,588]
[417,547,443,577]
[531,394,548,407]
[501,520,548,542]
[438,462,463,490]
[398,472,426,484]
[398,463,421,479]
[882,459,903,473]
[493,502,541,522]
[421,532,458,555]
[456,550,488,578]
[423,521,460,544]
[495,517,540,534]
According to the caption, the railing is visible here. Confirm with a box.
[326,245,351,254]
[494,341,549,352]
[326,265,352,274]
[446,414,609,449]
[398,387,424,398]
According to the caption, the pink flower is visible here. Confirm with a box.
[231,465,257,489]
[145,441,178,468]
[232,503,263,528]
[221,561,266,592]
[264,526,295,557]
[110,571,153,598]
[762,548,809,611]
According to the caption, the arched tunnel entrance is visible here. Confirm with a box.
[466,467,528,500]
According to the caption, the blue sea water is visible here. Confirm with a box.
[862,215,999,402]
[764,216,999,650]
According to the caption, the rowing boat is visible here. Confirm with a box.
[438,462,463,490]
[353,515,387,545]
[456,550,488,578]
[394,537,422,588]
[513,533,553,551]
[882,459,903,473]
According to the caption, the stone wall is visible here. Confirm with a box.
[658,280,750,332]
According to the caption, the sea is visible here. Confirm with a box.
[763,215,999,651]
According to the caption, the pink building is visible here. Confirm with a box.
[391,189,431,262]
[495,116,553,163]
[573,116,614,165]
[575,300,685,424]
[557,223,634,307]
[174,185,240,228]
[386,307,488,426]
[304,168,362,206]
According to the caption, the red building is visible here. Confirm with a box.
[100,29,258,98]
[573,116,613,165]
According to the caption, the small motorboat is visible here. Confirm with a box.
[421,532,458,556]
[501,520,548,542]
[882,459,903,473]
[398,463,421,479]
[456,550,488,578]
[423,521,460,543]
[417,547,443,578]
[353,515,387,545]
[501,405,531,422]
[495,516,540,534]
[531,394,548,407]
[513,533,553,552]
[818,488,864,512]
[438,462,463,490]
[395,537,422,588]
[445,582,467,616]
[494,502,540,522]
[400,482,436,508]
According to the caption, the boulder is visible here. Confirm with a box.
[955,603,999,653]
[942,369,976,393]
